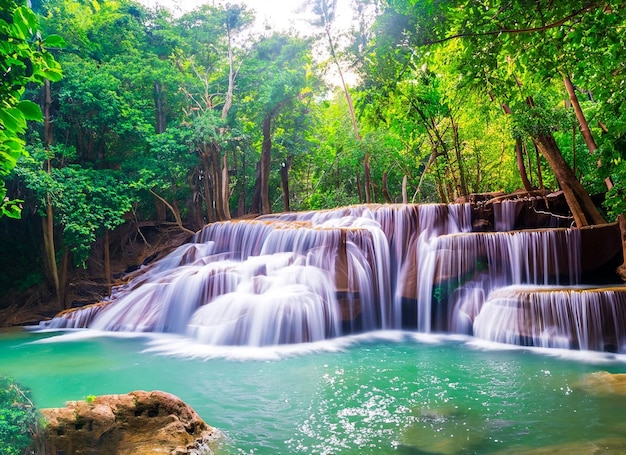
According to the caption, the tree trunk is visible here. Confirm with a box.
[428,116,459,200]
[451,117,468,197]
[236,149,246,217]
[363,153,372,203]
[515,138,533,192]
[323,24,366,204]
[154,80,166,134]
[356,171,363,203]
[533,142,544,190]
[502,102,533,192]
[382,171,392,203]
[563,75,617,192]
[564,75,597,153]
[218,25,236,221]
[104,228,111,293]
[189,171,205,228]
[200,153,216,223]
[222,26,236,121]
[44,80,53,147]
[250,161,262,214]
[221,152,231,220]
[415,149,437,202]
[533,133,604,226]
[402,175,408,204]
[149,189,195,235]
[325,27,360,141]
[436,173,447,203]
[42,201,60,307]
[280,156,293,212]
[155,198,166,221]
[260,115,272,214]
[617,214,626,282]
[210,145,225,221]
[42,80,62,307]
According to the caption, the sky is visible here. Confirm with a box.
[138,0,342,36]
[138,0,359,85]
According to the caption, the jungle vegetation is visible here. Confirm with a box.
[1,0,625,306]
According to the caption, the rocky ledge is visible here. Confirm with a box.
[575,371,626,397]
[41,390,223,455]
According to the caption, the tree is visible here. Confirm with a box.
[307,0,375,201]
[243,33,314,214]
[17,145,135,307]
[0,0,63,218]
[0,376,43,455]
[175,4,253,222]
[367,0,611,226]
[23,0,155,303]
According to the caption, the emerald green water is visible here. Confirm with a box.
[1,329,626,454]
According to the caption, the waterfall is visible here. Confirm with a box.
[474,286,626,351]
[42,202,625,351]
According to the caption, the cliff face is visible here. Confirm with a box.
[41,390,223,455]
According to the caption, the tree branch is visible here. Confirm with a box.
[149,189,196,235]
[420,2,601,46]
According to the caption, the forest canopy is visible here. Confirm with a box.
[1,0,625,303]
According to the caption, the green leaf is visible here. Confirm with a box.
[0,135,25,152]
[13,7,37,38]
[0,107,27,133]
[16,6,38,30]
[1,199,23,219]
[38,68,63,82]
[0,150,19,175]
[17,100,43,121]
[43,34,67,48]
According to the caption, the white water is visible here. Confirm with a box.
[474,286,626,351]
[42,203,626,352]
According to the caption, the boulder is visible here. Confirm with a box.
[574,371,626,397]
[491,437,626,454]
[41,390,223,455]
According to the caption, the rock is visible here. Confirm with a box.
[574,371,626,397]
[41,390,223,455]
[399,405,486,455]
[492,437,626,454]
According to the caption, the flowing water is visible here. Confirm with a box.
[5,202,626,453]
[41,203,626,353]
[2,329,626,455]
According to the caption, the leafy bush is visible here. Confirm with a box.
[0,377,41,455]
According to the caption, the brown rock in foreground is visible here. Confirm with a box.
[493,437,626,454]
[574,371,626,397]
[41,390,223,455]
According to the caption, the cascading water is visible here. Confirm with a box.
[474,286,626,351]
[42,203,626,352]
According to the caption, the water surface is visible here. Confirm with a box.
[1,329,625,454]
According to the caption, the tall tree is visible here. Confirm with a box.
[0,0,63,218]
[244,34,313,214]
[370,0,609,226]
[175,4,252,223]
[307,0,376,201]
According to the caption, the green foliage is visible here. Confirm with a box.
[601,140,626,219]
[0,0,63,218]
[510,95,575,140]
[307,188,359,210]
[0,376,41,455]
[358,0,626,215]
[54,52,153,165]
[127,125,197,218]
[293,93,363,210]
[17,146,136,266]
